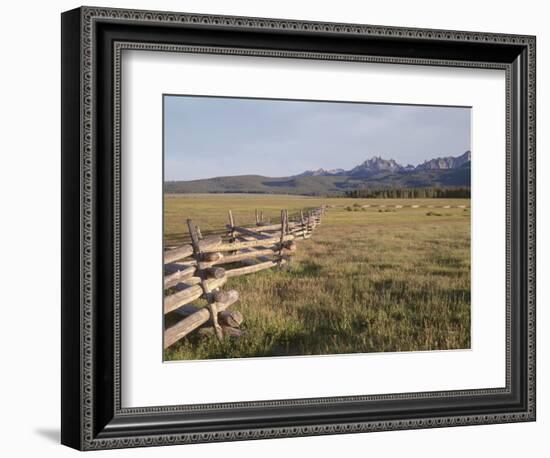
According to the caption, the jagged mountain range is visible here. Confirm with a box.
[298,151,471,177]
[165,151,471,196]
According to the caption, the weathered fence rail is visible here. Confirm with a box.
[163,205,326,349]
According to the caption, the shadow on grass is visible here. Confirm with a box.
[371,278,470,305]
[288,261,323,278]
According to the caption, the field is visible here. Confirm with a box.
[164,194,471,361]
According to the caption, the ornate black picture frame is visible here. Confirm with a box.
[61,6,536,450]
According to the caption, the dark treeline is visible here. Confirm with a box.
[342,187,470,198]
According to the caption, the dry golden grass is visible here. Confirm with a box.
[164,194,470,360]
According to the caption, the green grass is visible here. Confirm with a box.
[164,194,471,360]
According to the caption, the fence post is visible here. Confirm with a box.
[228,210,235,243]
[284,209,290,234]
[300,210,306,239]
[187,219,223,341]
[277,210,287,267]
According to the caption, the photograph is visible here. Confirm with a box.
[162,95,472,360]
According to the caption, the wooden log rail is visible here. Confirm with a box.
[200,235,295,253]
[164,263,196,289]
[163,204,326,348]
[163,235,222,264]
[225,258,286,278]
[164,276,227,314]
[164,290,240,348]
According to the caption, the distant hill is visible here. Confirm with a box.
[165,151,471,196]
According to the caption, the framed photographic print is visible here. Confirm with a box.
[61,6,536,450]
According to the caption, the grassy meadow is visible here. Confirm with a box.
[164,194,471,360]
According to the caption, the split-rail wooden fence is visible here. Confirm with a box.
[163,205,326,349]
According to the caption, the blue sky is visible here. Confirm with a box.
[164,95,471,181]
